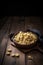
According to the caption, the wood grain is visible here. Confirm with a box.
[0,17,43,65]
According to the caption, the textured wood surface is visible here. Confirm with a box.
[0,17,43,65]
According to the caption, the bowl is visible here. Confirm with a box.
[9,29,39,49]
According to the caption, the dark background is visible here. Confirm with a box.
[0,2,43,30]
[0,2,43,16]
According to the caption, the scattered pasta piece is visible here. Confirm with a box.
[15,53,20,57]
[7,49,12,52]
[11,54,15,57]
[6,52,11,56]
[28,55,33,60]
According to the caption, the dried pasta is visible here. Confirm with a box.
[13,31,38,45]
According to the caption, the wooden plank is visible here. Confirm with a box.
[0,16,8,30]
[25,16,43,35]
[3,39,25,65]
[25,17,42,30]
[2,17,25,65]
[25,51,43,65]
[0,17,10,44]
[24,17,31,30]
[25,17,43,65]
[0,17,12,65]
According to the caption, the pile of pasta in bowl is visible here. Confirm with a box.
[12,31,38,45]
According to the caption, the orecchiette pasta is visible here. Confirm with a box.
[13,31,38,45]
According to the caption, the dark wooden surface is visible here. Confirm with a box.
[0,16,43,65]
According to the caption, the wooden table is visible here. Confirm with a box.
[0,16,43,65]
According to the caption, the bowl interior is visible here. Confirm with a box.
[11,31,38,47]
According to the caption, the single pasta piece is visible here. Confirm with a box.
[6,52,11,56]
[28,55,33,60]
[11,54,15,57]
[7,49,12,52]
[15,53,20,57]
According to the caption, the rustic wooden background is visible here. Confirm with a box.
[0,16,43,65]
